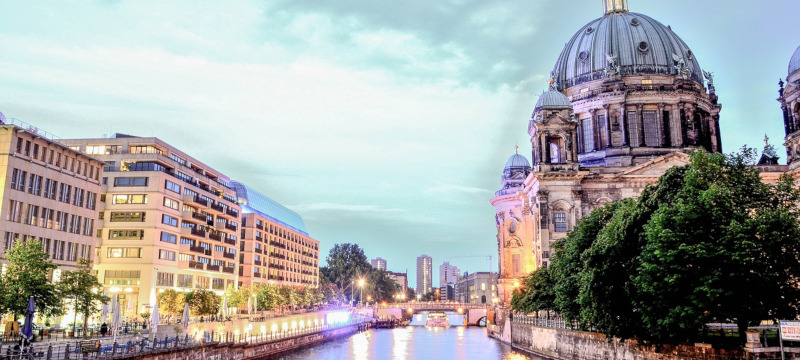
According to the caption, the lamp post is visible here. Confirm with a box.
[358,279,365,307]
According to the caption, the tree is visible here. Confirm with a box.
[366,269,400,303]
[255,284,278,311]
[511,266,555,316]
[157,290,186,318]
[632,149,800,342]
[225,284,251,309]
[322,243,371,302]
[186,289,219,316]
[59,258,109,334]
[0,239,62,320]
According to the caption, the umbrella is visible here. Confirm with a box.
[221,296,227,318]
[111,296,122,343]
[101,303,109,325]
[253,295,258,315]
[247,296,252,315]
[181,303,190,330]
[150,301,160,340]
[21,296,35,343]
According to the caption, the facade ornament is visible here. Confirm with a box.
[702,70,714,86]
[779,78,785,97]
[605,53,620,77]
[672,53,688,76]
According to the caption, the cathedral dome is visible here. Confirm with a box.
[505,153,531,169]
[552,10,703,90]
[789,45,800,76]
[534,89,572,113]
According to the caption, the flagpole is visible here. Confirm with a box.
[779,320,786,360]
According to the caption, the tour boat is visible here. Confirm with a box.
[425,312,450,327]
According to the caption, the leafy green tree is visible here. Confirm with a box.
[157,289,186,318]
[633,149,800,342]
[1,239,62,320]
[59,258,109,334]
[224,284,251,309]
[322,243,371,301]
[186,289,219,316]
[511,266,555,316]
[255,284,278,311]
[367,269,400,303]
[548,201,621,325]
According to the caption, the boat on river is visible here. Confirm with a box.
[425,312,450,327]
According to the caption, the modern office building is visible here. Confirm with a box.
[233,181,319,288]
[415,254,432,297]
[371,257,387,271]
[61,134,241,316]
[455,272,498,305]
[0,119,104,276]
[438,261,460,288]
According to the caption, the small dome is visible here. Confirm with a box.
[505,153,531,169]
[534,89,572,113]
[789,45,800,76]
[552,12,703,89]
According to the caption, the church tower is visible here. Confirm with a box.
[529,83,580,173]
[491,149,535,305]
[780,44,800,170]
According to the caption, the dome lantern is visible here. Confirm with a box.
[603,0,628,15]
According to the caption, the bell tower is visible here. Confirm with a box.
[529,84,580,173]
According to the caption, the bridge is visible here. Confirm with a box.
[369,302,489,326]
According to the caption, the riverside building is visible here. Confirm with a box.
[232,181,319,288]
[0,119,104,276]
[61,134,241,316]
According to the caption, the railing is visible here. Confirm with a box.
[223,238,236,246]
[191,228,206,237]
[225,223,237,232]
[5,118,62,141]
[206,264,220,272]
[222,252,234,259]
[511,314,571,330]
[226,208,238,217]
[208,233,221,241]
[221,266,235,274]
[188,261,205,270]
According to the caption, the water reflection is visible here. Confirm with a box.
[274,326,543,360]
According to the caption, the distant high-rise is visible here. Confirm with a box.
[416,254,432,296]
[438,261,460,288]
[371,257,387,271]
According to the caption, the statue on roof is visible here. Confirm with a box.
[757,134,780,166]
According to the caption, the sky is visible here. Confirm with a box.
[0,0,798,289]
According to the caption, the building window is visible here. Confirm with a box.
[129,145,163,155]
[107,247,142,258]
[112,194,147,204]
[177,274,192,287]
[160,232,177,244]
[642,110,660,146]
[43,179,57,199]
[11,169,26,191]
[162,214,178,227]
[109,212,145,222]
[554,212,567,232]
[156,272,174,286]
[72,188,85,207]
[27,175,42,196]
[86,192,97,210]
[211,278,225,290]
[163,197,179,210]
[114,177,148,187]
[581,118,594,152]
[109,230,144,240]
[165,180,181,194]
[158,250,176,261]
[58,184,72,203]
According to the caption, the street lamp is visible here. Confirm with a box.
[358,279,365,307]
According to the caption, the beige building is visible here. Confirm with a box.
[0,120,104,276]
[232,181,319,288]
[61,134,241,316]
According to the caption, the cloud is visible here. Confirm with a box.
[291,203,403,213]
[423,183,492,196]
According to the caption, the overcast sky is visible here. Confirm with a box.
[1,0,798,288]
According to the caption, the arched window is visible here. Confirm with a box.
[548,136,565,164]
[481,295,487,304]
[554,212,567,232]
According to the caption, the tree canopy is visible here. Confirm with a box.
[512,149,800,343]
[1,240,62,320]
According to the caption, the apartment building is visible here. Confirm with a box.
[0,121,104,277]
[371,257,387,271]
[61,134,241,316]
[233,181,319,288]
[416,254,432,296]
[455,272,498,305]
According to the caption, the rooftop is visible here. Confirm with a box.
[231,181,309,236]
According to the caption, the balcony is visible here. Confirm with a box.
[190,245,211,256]
[253,272,262,278]
[226,208,238,218]
[210,202,225,213]
[222,252,235,259]
[225,223,237,232]
[188,261,205,270]
[254,247,263,254]
[208,232,221,241]
[183,194,208,207]
[255,236,263,242]
[256,224,263,230]
[222,266,235,274]
[253,259,262,266]
[223,238,236,246]
[181,227,206,238]
[206,264,220,272]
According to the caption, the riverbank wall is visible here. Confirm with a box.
[104,322,368,360]
[487,310,800,360]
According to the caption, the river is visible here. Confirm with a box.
[272,326,544,360]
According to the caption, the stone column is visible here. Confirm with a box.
[671,103,682,147]
[637,104,645,146]
[603,105,611,148]
[657,103,665,147]
[543,133,551,164]
[590,109,600,150]
[621,102,629,146]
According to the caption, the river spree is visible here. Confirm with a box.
[274,326,543,360]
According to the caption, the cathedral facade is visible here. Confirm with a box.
[492,0,800,305]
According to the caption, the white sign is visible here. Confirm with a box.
[780,321,800,342]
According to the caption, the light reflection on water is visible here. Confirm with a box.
[273,326,543,360]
